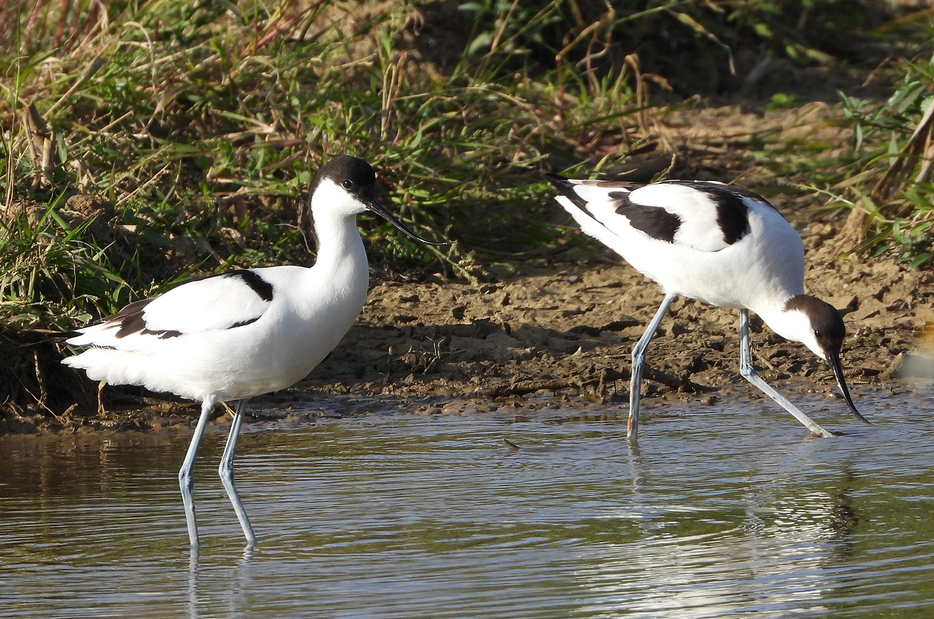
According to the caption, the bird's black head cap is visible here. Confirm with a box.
[312,154,377,200]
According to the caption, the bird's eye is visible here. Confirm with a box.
[341,179,353,189]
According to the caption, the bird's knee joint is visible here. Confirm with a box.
[178,470,193,489]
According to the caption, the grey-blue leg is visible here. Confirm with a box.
[738,309,834,438]
[219,399,257,547]
[180,398,216,548]
[629,293,677,443]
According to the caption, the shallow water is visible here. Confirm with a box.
[2,387,934,618]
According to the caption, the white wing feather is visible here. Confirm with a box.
[629,183,730,252]
[564,180,741,253]
[66,272,272,349]
[139,274,270,333]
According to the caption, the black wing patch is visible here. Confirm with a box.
[108,270,274,340]
[229,316,263,329]
[111,299,152,339]
[580,180,640,189]
[109,299,182,340]
[547,173,682,242]
[227,270,274,302]
[611,191,682,243]
[545,173,589,210]
[660,181,755,246]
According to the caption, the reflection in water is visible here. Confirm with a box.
[569,423,869,617]
[573,490,853,617]
[187,543,253,619]
[2,387,934,618]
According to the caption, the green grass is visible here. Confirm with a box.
[832,47,934,269]
[0,0,931,334]
[0,195,131,329]
[1,0,647,328]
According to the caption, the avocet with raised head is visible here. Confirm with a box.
[65,155,445,548]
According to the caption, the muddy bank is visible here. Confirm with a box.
[255,103,933,429]
[4,103,934,435]
[305,238,933,404]
[9,230,930,436]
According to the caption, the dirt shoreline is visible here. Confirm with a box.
[5,231,932,436]
[305,235,934,401]
[3,104,934,436]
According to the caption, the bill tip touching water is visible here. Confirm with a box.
[63,155,445,548]
[546,170,869,441]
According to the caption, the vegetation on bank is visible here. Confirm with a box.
[0,0,932,339]
[837,50,934,269]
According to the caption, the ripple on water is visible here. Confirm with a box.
[1,385,933,618]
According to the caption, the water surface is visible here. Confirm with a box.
[2,387,933,618]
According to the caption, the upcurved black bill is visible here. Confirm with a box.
[828,350,871,424]
[367,198,449,246]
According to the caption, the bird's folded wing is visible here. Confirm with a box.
[67,271,273,347]
[558,179,755,253]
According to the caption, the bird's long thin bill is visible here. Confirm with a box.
[829,351,871,424]
[367,199,448,246]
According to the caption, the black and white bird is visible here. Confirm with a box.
[64,155,444,548]
[546,173,870,442]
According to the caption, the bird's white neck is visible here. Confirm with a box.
[302,219,368,323]
[307,179,370,276]
[312,209,367,269]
